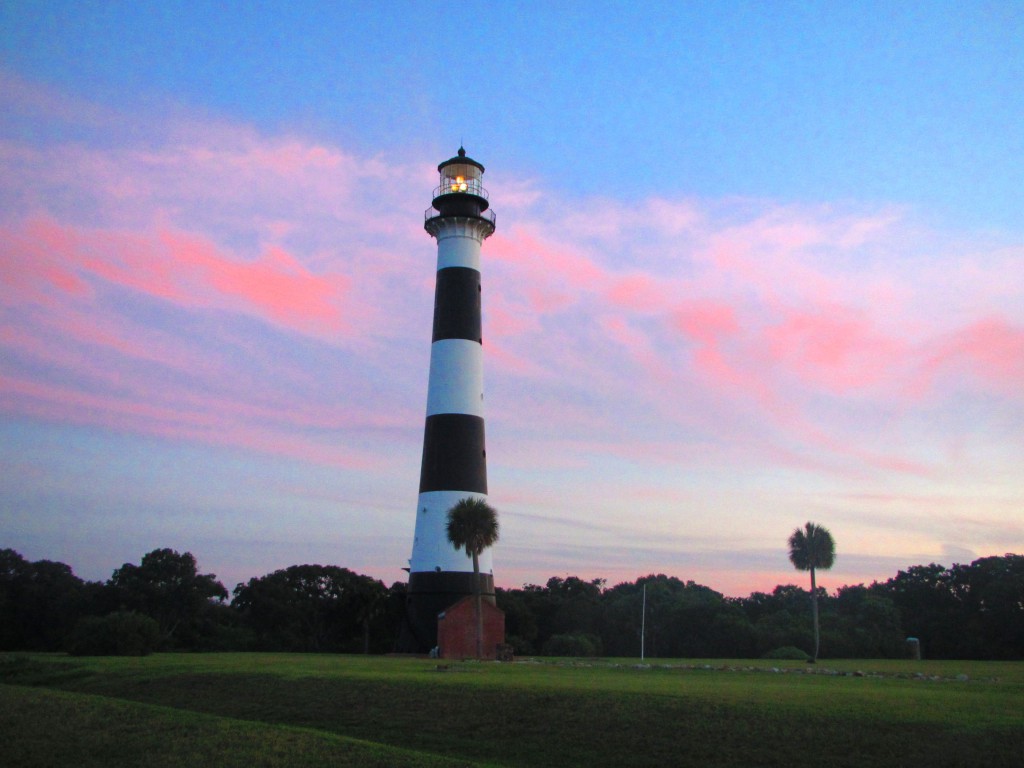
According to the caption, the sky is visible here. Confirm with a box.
[1,2,1022,598]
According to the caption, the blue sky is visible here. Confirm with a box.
[7,2,1021,224]
[2,2,1022,596]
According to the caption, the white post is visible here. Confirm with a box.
[640,583,646,661]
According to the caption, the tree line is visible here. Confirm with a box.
[1,546,1021,659]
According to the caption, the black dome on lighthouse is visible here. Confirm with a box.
[438,146,485,174]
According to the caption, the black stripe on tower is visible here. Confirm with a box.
[432,267,481,343]
[418,414,487,493]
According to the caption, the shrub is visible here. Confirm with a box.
[505,634,536,656]
[66,611,160,656]
[542,633,602,657]
[762,645,811,661]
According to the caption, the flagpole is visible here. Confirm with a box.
[641,583,646,661]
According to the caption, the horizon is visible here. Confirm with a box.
[8,539,1001,602]
[2,4,1021,600]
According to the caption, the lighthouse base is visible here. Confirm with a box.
[397,570,496,653]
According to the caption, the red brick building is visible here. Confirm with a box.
[436,595,505,659]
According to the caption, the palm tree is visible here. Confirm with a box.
[446,497,500,658]
[787,521,836,662]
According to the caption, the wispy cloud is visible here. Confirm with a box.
[2,72,1021,593]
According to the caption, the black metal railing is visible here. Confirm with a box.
[424,206,497,226]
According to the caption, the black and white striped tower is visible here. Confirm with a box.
[401,148,497,653]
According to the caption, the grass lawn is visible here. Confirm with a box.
[2,653,1022,767]
[0,684,474,768]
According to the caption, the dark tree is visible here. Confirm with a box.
[495,586,540,654]
[601,576,713,657]
[0,549,97,651]
[788,522,836,661]
[875,555,1024,659]
[874,563,962,658]
[541,576,605,656]
[0,549,29,649]
[232,564,388,652]
[831,584,904,657]
[110,548,227,648]
[67,611,161,656]
[544,576,605,641]
[957,555,1024,659]
[740,585,815,656]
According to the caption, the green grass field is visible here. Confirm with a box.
[2,653,1022,767]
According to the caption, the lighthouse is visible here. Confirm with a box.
[401,148,497,653]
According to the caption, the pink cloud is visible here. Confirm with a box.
[2,221,92,304]
[670,300,757,393]
[604,273,669,312]
[598,316,671,384]
[2,74,1021,599]
[915,316,1024,396]
[3,72,1022,524]
[555,196,702,245]
[488,227,607,310]
[5,217,354,339]
[487,194,1022,488]
[159,230,351,333]
[762,304,906,393]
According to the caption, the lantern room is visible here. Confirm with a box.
[427,147,494,225]
[439,147,485,197]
